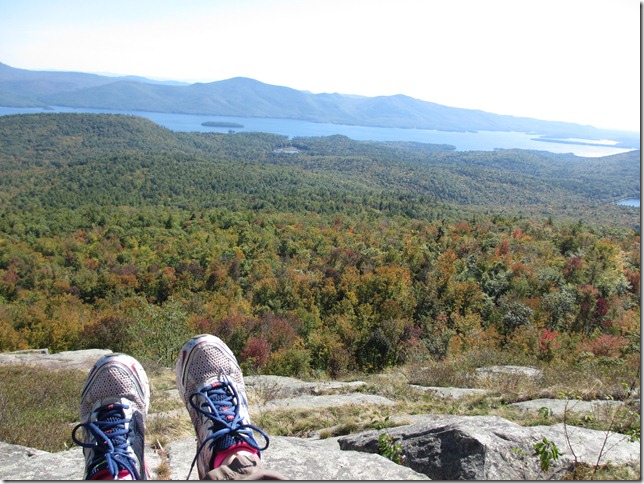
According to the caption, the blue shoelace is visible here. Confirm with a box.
[72,403,141,480]
[187,379,269,479]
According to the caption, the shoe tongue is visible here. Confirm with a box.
[97,405,130,462]
[202,382,238,457]
[205,381,227,399]
[87,405,133,479]
[97,404,127,437]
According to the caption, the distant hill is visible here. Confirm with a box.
[0,62,638,145]
[0,62,184,106]
[0,112,639,230]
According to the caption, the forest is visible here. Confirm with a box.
[0,113,639,378]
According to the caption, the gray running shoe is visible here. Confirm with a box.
[176,334,269,479]
[72,353,150,479]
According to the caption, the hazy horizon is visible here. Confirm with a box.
[0,0,639,132]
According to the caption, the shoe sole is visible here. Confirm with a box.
[81,353,150,414]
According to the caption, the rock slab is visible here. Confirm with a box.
[0,348,112,371]
[0,442,84,480]
[256,392,395,411]
[245,374,366,398]
[475,365,543,378]
[167,436,428,480]
[410,385,490,399]
[509,398,625,418]
[0,441,162,480]
[0,435,426,480]
[338,414,640,480]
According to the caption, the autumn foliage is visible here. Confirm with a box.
[0,114,639,377]
[0,206,639,376]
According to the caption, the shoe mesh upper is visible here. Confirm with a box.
[181,340,246,409]
[80,365,147,420]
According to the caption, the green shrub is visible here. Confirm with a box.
[265,339,311,378]
[124,297,194,366]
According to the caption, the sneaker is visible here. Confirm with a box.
[72,353,150,480]
[176,334,269,480]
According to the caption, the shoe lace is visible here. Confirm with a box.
[72,403,141,480]
[187,378,269,480]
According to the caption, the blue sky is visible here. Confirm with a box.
[0,0,639,132]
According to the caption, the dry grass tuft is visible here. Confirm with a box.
[564,462,641,480]
[154,459,172,480]
[252,403,392,438]
[146,411,193,447]
[246,379,285,406]
[404,348,640,405]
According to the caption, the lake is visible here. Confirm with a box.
[616,198,640,207]
[0,106,636,158]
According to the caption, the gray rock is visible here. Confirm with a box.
[167,437,200,480]
[509,398,624,418]
[475,365,543,379]
[167,436,428,480]
[0,348,112,372]
[245,375,311,393]
[410,385,490,399]
[314,380,367,393]
[245,374,366,399]
[256,392,395,411]
[0,441,163,480]
[338,414,640,480]
[531,422,640,466]
[0,442,77,481]
[339,415,539,479]
[266,436,428,480]
[0,442,84,480]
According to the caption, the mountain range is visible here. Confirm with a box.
[0,62,638,145]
